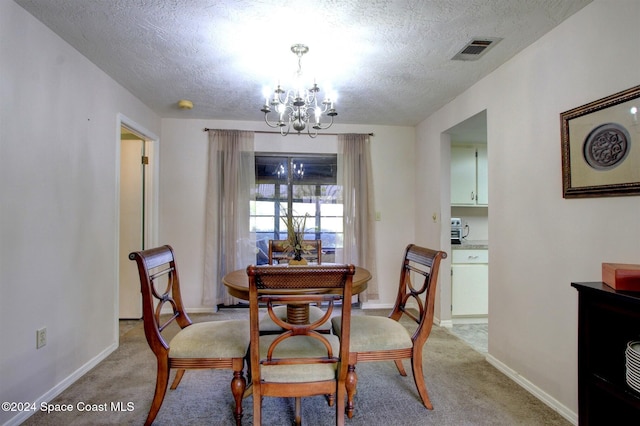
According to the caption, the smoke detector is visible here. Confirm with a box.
[178,99,194,110]
[452,37,502,61]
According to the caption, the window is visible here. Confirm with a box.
[252,154,342,264]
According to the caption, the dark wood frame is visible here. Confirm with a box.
[560,85,640,198]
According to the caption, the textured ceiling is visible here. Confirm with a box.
[15,0,592,126]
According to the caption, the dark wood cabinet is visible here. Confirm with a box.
[572,282,640,424]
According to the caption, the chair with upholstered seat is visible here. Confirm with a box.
[247,264,355,426]
[331,244,447,418]
[261,239,330,333]
[129,245,250,426]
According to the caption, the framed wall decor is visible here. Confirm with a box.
[560,85,640,198]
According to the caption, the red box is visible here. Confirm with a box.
[602,263,640,291]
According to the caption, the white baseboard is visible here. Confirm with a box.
[485,354,578,425]
[2,342,118,426]
[436,318,453,328]
[360,302,393,310]
[452,316,488,325]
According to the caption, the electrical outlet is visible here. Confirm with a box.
[36,327,47,349]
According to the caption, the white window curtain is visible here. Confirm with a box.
[337,133,378,301]
[203,130,255,307]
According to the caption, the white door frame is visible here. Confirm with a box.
[115,114,159,324]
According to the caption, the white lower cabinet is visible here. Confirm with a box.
[451,249,488,317]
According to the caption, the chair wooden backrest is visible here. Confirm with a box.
[390,244,447,346]
[130,245,192,355]
[268,239,322,264]
[246,264,355,426]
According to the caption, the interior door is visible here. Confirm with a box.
[119,130,146,319]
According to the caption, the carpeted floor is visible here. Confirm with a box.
[22,309,570,425]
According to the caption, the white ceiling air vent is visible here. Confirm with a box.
[452,37,502,61]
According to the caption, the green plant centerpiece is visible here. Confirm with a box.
[281,212,314,265]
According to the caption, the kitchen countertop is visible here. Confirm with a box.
[452,239,488,250]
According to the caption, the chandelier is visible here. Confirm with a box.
[275,161,304,179]
[261,44,337,138]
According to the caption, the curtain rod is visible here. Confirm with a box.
[203,128,374,136]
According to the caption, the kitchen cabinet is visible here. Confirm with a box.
[572,282,640,424]
[451,249,488,317]
[451,145,488,206]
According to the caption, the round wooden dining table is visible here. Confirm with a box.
[223,265,371,299]
[222,265,371,324]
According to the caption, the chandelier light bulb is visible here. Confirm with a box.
[262,86,272,105]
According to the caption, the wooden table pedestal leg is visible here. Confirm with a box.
[286,304,310,325]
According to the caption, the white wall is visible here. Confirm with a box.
[4,1,636,424]
[0,2,160,424]
[417,0,640,421]
[159,119,416,310]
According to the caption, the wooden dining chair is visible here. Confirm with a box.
[129,245,250,426]
[247,264,356,426]
[267,239,322,264]
[331,244,447,418]
[262,239,330,333]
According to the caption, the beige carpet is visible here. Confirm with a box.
[22,309,570,425]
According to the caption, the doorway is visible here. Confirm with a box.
[445,110,489,353]
[118,121,157,319]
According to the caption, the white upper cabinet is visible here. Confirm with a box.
[451,145,476,205]
[451,144,488,206]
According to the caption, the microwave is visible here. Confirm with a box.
[451,218,463,244]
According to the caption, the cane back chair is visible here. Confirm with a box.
[247,264,355,426]
[262,239,330,333]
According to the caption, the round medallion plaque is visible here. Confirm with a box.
[583,122,630,170]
